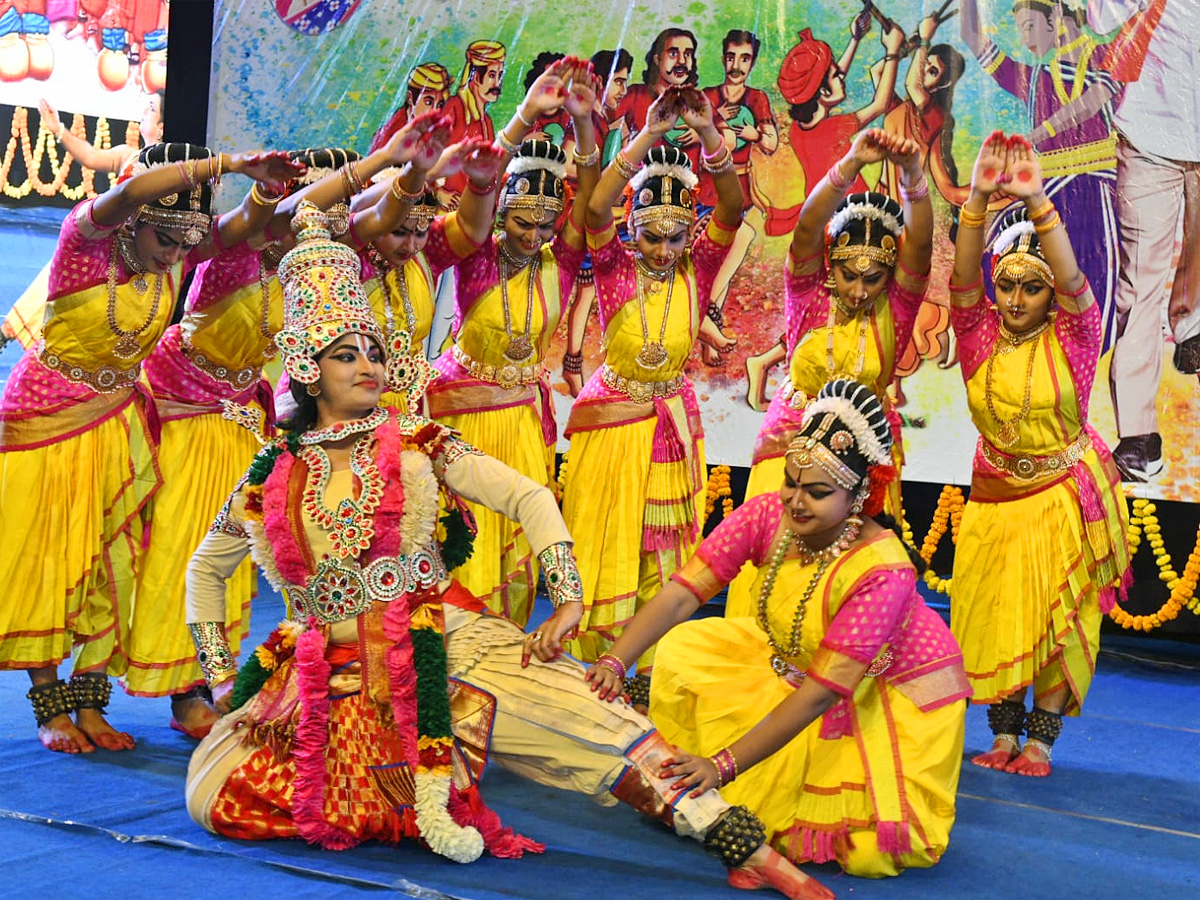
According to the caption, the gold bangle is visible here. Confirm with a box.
[572,145,600,167]
[959,206,988,228]
[1028,198,1055,222]
[1033,210,1062,235]
[497,128,520,156]
[613,150,640,180]
[516,106,536,128]
[390,174,424,203]
[250,181,283,206]
[208,669,238,689]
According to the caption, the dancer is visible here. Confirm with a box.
[561,86,744,674]
[586,378,969,878]
[426,58,600,627]
[0,143,301,753]
[728,128,932,616]
[184,203,832,900]
[948,132,1130,776]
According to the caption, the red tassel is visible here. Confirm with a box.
[864,463,896,517]
[448,786,545,858]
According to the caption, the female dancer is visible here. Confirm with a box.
[586,378,970,878]
[0,143,301,753]
[727,128,932,616]
[426,58,600,626]
[560,86,744,674]
[948,132,1129,776]
[184,204,830,900]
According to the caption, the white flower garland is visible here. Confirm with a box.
[629,160,698,194]
[414,770,484,863]
[244,517,289,592]
[804,396,892,465]
[827,202,903,243]
[505,154,567,181]
[991,219,1036,256]
[398,450,440,557]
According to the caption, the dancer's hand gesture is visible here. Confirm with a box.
[969,130,1010,197]
[1003,134,1044,199]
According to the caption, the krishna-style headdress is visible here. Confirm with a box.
[826,192,903,273]
[990,216,1054,288]
[126,142,215,246]
[370,166,439,231]
[786,378,895,515]
[499,140,566,223]
[274,201,386,385]
[628,145,697,236]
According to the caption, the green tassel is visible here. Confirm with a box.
[411,628,453,739]
[246,442,284,486]
[439,508,475,570]
[229,652,271,711]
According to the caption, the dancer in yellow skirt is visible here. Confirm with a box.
[0,142,302,753]
[948,132,1129,777]
[586,379,969,878]
[562,87,743,678]
[727,128,932,616]
[427,57,601,626]
[130,148,375,738]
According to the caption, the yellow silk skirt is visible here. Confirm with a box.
[0,401,160,674]
[561,416,705,669]
[436,403,553,628]
[950,451,1129,714]
[651,617,963,877]
[124,411,258,696]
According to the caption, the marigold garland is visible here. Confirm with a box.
[1,106,126,200]
[704,464,733,524]
[1108,497,1200,630]
[907,485,965,596]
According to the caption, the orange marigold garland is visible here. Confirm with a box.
[1108,497,1200,630]
[704,464,732,524]
[916,485,964,596]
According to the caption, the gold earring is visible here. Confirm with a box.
[306,382,321,397]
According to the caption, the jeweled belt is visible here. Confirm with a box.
[600,364,683,403]
[38,346,140,394]
[981,431,1092,481]
[451,344,544,391]
[286,546,448,625]
[181,338,260,391]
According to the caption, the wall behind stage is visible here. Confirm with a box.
[209,0,1200,503]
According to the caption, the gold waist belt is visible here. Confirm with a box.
[452,344,544,390]
[287,548,448,626]
[38,345,140,394]
[600,364,683,403]
[1038,135,1117,178]
[181,338,260,391]
[982,431,1092,481]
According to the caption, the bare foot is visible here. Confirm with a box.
[1005,741,1051,777]
[170,693,218,740]
[745,354,771,412]
[37,713,95,754]
[729,844,835,900]
[701,342,726,367]
[75,707,136,751]
[971,736,1020,770]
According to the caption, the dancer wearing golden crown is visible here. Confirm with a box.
[948,132,1129,777]
[726,128,932,617]
[0,143,302,753]
[586,379,969,880]
[426,57,601,626]
[184,204,836,900]
[560,86,744,679]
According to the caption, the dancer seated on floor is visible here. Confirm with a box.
[587,378,971,878]
[182,202,831,897]
[947,132,1129,777]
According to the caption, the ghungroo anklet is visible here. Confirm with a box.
[987,699,1026,738]
[27,680,75,725]
[704,805,766,869]
[1024,706,1063,748]
[624,672,650,708]
[69,673,112,711]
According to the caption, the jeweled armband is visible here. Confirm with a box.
[538,541,583,608]
[188,622,237,687]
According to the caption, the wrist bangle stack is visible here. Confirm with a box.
[710,747,740,786]
[340,162,365,198]
[497,129,521,156]
[572,146,601,167]
[1028,198,1055,222]
[516,106,536,128]
[1033,210,1062,234]
[958,205,988,229]
[562,350,583,374]
[250,182,284,206]
[467,175,498,196]
[211,153,224,185]
[900,175,930,202]
[701,144,734,174]
[178,159,198,190]
[390,175,425,203]
[827,161,854,192]
[613,150,640,181]
[594,653,628,681]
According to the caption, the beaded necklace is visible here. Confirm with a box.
[498,239,538,364]
[986,319,1050,447]
[757,517,861,678]
[257,256,278,359]
[298,407,388,445]
[299,432,385,558]
[108,238,165,360]
[824,293,870,381]
[633,257,675,370]
[367,248,419,346]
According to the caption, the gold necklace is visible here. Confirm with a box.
[107,240,165,360]
[257,256,278,360]
[825,293,870,380]
[634,257,675,370]
[757,517,861,678]
[986,320,1049,446]
[498,240,538,364]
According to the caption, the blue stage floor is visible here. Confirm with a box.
[1,581,1198,900]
